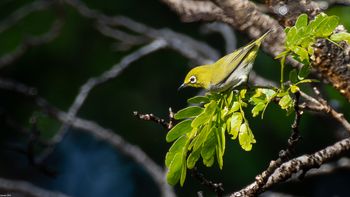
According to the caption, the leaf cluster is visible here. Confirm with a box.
[276,12,349,65]
[165,87,296,186]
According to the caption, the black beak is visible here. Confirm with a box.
[178,83,188,91]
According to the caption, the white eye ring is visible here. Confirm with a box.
[189,76,197,84]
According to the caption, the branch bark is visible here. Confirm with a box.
[231,137,350,197]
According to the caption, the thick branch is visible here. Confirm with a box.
[231,137,350,197]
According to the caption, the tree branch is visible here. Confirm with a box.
[231,137,350,197]
[0,177,70,197]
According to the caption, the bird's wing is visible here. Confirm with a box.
[211,43,256,85]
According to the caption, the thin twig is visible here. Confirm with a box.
[300,91,350,133]
[133,111,172,130]
[191,167,224,197]
[0,0,53,33]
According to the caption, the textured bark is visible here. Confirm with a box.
[313,38,350,99]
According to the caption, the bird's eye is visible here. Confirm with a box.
[189,76,197,84]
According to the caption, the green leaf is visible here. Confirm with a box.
[315,15,339,37]
[300,36,315,49]
[201,129,216,167]
[330,32,350,43]
[166,119,192,142]
[295,13,308,29]
[174,106,204,120]
[192,125,210,152]
[296,79,319,84]
[298,64,311,80]
[260,89,276,100]
[191,100,217,128]
[240,89,247,99]
[180,159,187,186]
[203,155,214,167]
[307,13,327,34]
[229,101,240,113]
[238,123,256,151]
[279,94,293,110]
[166,153,182,185]
[215,127,225,169]
[294,27,307,46]
[275,50,289,59]
[289,69,298,84]
[226,91,234,104]
[165,135,188,167]
[286,26,298,47]
[187,147,201,169]
[187,96,210,104]
[284,27,290,34]
[166,152,183,185]
[291,46,309,62]
[250,97,265,105]
[230,112,242,139]
[252,102,265,117]
[307,44,314,55]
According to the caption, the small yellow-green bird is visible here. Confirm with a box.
[180,30,271,92]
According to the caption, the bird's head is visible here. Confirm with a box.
[179,65,212,90]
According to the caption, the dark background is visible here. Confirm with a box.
[0,0,350,196]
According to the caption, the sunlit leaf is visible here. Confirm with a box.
[315,15,339,37]
[201,129,216,166]
[275,50,289,59]
[291,46,309,62]
[187,147,201,169]
[260,89,276,100]
[240,89,247,99]
[238,123,255,151]
[286,26,298,47]
[166,152,183,185]
[165,135,188,167]
[307,12,327,34]
[215,127,225,169]
[193,125,209,152]
[330,32,350,43]
[166,119,192,142]
[229,101,240,113]
[279,94,293,110]
[191,100,217,128]
[230,112,242,139]
[252,102,265,117]
[180,159,187,186]
[187,96,210,104]
[174,106,203,120]
[295,13,308,29]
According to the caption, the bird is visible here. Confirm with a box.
[179,30,271,92]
